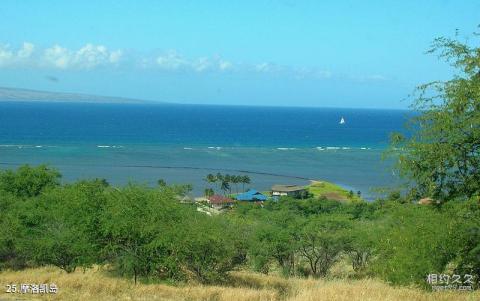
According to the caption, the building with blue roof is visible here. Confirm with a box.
[235,189,267,201]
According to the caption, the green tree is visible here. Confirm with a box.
[231,175,240,193]
[346,221,377,273]
[157,179,167,187]
[220,179,230,196]
[249,210,300,276]
[204,173,217,193]
[450,198,480,282]
[0,164,61,198]
[0,193,26,270]
[241,175,251,192]
[99,184,242,284]
[204,188,214,197]
[170,183,193,197]
[99,185,184,283]
[174,215,243,284]
[391,31,480,201]
[372,204,457,286]
[25,180,108,272]
[298,215,351,277]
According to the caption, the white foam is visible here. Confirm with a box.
[0,144,30,148]
[96,145,123,148]
[183,147,193,150]
[277,147,296,150]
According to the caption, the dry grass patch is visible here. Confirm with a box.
[228,271,292,297]
[290,278,479,301]
[0,267,479,301]
[0,267,278,301]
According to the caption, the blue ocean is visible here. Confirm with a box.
[0,102,412,199]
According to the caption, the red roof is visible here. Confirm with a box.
[207,195,234,204]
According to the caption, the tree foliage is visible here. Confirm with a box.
[391,31,480,201]
[298,215,351,277]
[0,164,60,198]
[1,161,479,287]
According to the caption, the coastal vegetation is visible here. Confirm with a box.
[1,32,480,300]
[390,32,480,203]
[0,165,479,290]
[204,173,251,195]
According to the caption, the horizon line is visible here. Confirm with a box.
[0,85,412,111]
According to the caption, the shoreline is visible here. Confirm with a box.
[0,161,377,201]
[0,144,397,201]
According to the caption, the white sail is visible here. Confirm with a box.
[339,117,345,124]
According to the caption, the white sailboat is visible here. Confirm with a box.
[339,117,345,124]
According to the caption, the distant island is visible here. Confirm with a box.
[0,86,156,104]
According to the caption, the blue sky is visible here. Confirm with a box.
[0,1,479,108]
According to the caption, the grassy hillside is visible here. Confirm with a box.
[0,267,478,301]
[307,180,362,202]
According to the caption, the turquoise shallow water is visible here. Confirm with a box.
[0,102,409,199]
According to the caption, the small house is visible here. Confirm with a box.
[235,189,267,202]
[271,184,308,199]
[207,195,235,209]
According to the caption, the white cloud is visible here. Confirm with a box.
[18,42,35,58]
[42,43,123,69]
[255,62,275,73]
[154,52,236,73]
[109,50,123,64]
[192,57,211,72]
[0,41,387,82]
[43,45,72,69]
[0,45,14,67]
[0,42,36,66]
[218,60,232,71]
[75,44,109,68]
[156,51,188,70]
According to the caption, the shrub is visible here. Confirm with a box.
[0,165,60,198]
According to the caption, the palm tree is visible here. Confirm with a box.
[204,173,216,184]
[231,175,240,193]
[224,174,233,194]
[204,173,217,194]
[220,180,230,196]
[241,175,251,192]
